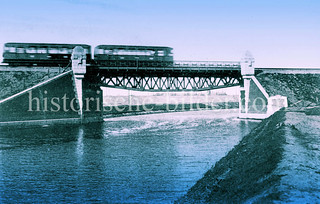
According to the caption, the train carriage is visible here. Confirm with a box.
[94,45,173,67]
[2,43,92,67]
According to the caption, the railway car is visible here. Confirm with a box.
[2,43,92,67]
[94,45,173,67]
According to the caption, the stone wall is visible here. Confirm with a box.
[0,72,80,122]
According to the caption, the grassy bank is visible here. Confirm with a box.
[176,109,320,203]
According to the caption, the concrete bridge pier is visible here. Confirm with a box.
[239,51,287,119]
[72,47,103,123]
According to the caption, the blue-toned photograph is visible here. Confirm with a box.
[0,0,319,203]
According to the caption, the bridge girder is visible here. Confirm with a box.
[85,67,242,91]
[99,75,241,91]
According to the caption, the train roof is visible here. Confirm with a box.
[4,42,91,48]
[95,45,173,50]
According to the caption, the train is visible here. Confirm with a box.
[2,43,92,67]
[2,43,174,67]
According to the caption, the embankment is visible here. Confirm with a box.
[0,71,58,100]
[177,109,320,203]
[177,73,320,202]
[256,73,320,106]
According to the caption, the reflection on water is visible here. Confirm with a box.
[0,110,259,203]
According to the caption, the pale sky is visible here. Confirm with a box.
[0,0,319,67]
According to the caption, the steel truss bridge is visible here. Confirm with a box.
[86,60,242,91]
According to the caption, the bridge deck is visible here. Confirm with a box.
[95,60,241,71]
[2,62,319,92]
[1,62,319,74]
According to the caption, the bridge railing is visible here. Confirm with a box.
[93,60,242,71]
[173,60,241,68]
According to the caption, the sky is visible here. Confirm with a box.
[0,0,319,67]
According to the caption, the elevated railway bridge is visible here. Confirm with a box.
[2,62,318,93]
[86,60,242,91]
[1,47,319,125]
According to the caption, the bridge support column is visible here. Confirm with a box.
[72,46,103,123]
[239,52,287,119]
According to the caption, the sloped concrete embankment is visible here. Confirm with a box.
[177,110,320,203]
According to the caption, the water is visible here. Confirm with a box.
[0,110,259,203]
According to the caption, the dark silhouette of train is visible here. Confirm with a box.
[94,45,173,67]
[2,43,92,67]
[2,43,174,67]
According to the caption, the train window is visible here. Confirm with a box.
[104,50,111,54]
[102,49,157,56]
[17,48,25,53]
[135,50,155,56]
[26,47,37,53]
[48,48,59,54]
[95,49,104,54]
[59,48,68,54]
[5,47,16,53]
[157,51,165,56]
[148,50,156,56]
[112,49,121,55]
[37,48,47,54]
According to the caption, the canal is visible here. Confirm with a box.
[0,110,259,203]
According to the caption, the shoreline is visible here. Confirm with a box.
[103,102,239,118]
[103,108,240,121]
[176,108,320,203]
